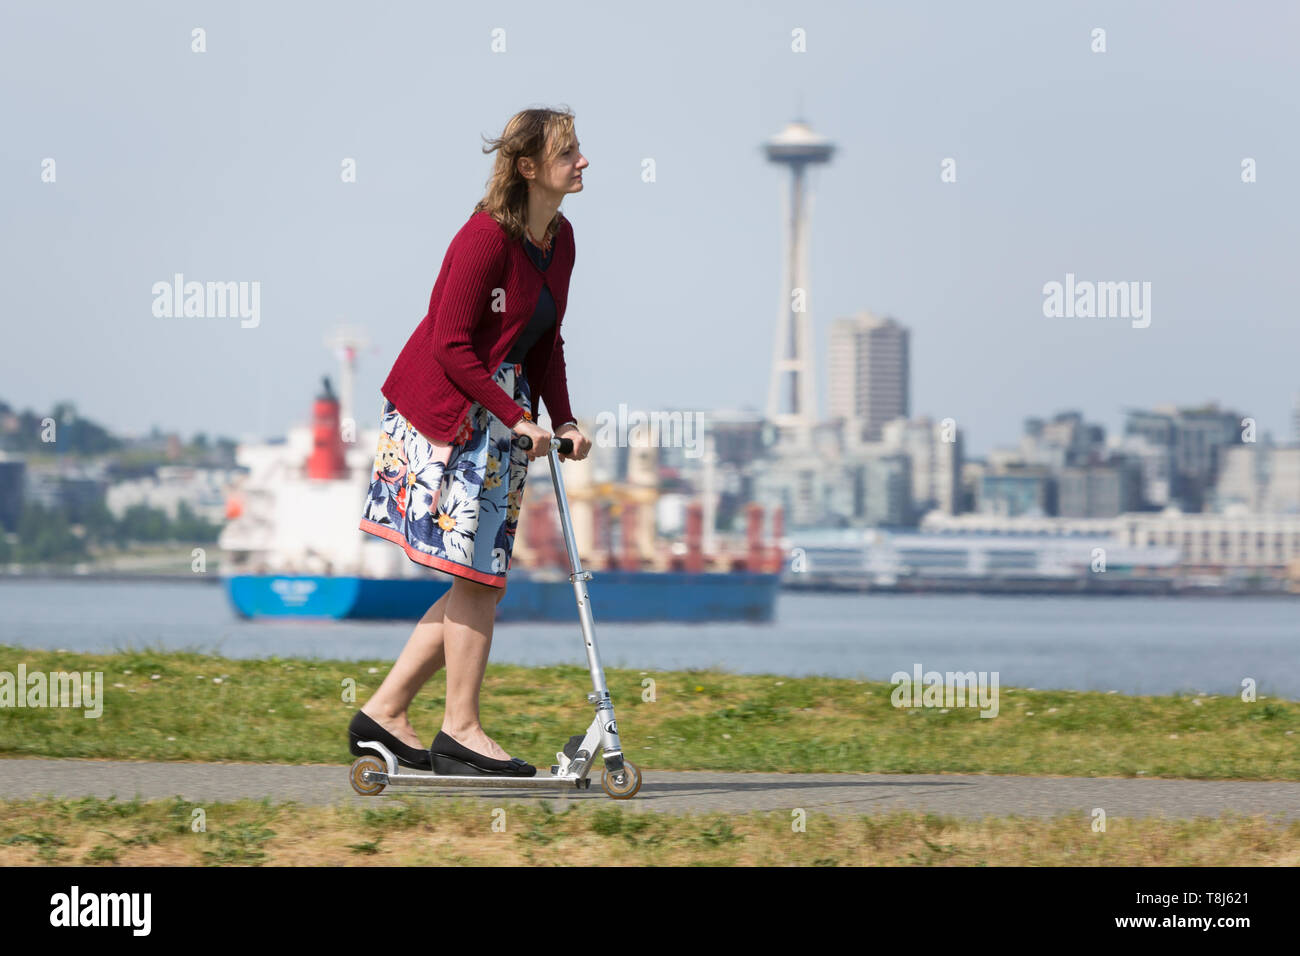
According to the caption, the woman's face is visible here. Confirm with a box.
[525,133,587,196]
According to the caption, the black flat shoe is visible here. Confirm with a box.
[349,710,433,771]
[430,730,536,777]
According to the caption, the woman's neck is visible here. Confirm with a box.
[525,188,562,241]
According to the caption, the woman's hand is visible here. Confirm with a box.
[555,422,591,462]
[512,419,554,461]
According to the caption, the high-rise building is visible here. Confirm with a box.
[1116,432,1173,508]
[0,456,25,533]
[829,311,910,442]
[864,455,913,527]
[1058,462,1143,518]
[1216,442,1300,515]
[753,459,822,529]
[1020,411,1106,469]
[978,467,1056,517]
[1266,448,1300,514]
[1125,404,1245,512]
[880,416,964,517]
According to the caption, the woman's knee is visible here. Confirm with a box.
[452,576,505,603]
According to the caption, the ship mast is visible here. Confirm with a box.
[325,325,371,576]
[325,325,370,441]
[701,430,716,558]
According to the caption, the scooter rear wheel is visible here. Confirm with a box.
[600,760,642,799]
[350,755,387,796]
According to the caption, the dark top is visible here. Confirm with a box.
[505,234,557,363]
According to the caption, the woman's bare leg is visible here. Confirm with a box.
[440,575,513,760]
[359,575,509,754]
[359,439,465,749]
[359,587,453,748]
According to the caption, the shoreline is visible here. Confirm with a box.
[3,568,1298,599]
[0,570,223,585]
[782,576,1300,599]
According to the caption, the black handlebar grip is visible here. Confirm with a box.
[514,434,575,455]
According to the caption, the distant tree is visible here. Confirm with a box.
[14,501,87,563]
[8,402,120,454]
[79,498,120,547]
[173,500,221,543]
[119,503,170,542]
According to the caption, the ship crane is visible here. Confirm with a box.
[518,479,660,572]
[516,476,785,575]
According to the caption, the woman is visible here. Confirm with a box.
[351,107,592,777]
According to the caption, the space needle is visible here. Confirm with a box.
[762,117,835,453]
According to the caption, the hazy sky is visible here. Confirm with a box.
[3,0,1297,456]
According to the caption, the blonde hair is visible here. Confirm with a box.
[473,106,576,244]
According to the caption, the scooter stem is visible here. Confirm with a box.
[544,439,624,767]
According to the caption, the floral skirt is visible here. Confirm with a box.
[358,361,532,587]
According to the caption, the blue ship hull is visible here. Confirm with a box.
[225,572,779,623]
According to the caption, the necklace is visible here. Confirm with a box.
[525,222,552,255]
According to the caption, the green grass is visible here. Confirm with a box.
[0,645,1296,779]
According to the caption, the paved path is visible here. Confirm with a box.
[3,759,1298,821]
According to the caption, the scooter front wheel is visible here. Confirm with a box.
[601,760,642,799]
[350,755,387,796]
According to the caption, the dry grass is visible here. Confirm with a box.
[2,795,1297,866]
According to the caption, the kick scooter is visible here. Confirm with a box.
[348,433,642,800]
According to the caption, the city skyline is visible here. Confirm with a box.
[3,373,1295,463]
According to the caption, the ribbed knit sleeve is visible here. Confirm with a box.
[540,330,575,428]
[431,228,527,429]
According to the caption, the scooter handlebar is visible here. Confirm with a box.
[513,434,575,455]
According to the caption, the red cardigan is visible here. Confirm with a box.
[381,210,577,442]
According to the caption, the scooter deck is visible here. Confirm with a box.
[364,768,592,789]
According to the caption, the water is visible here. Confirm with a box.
[0,578,1296,698]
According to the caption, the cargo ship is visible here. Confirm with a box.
[217,337,783,622]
